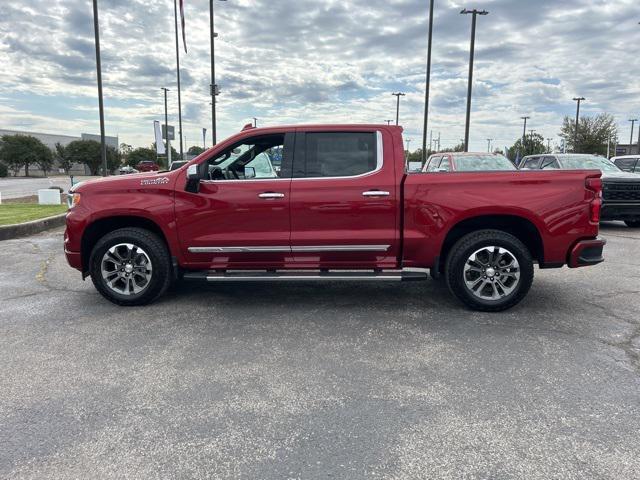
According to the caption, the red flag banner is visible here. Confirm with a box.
[179,0,187,53]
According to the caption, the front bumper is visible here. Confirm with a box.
[601,203,640,221]
[65,248,82,270]
[568,237,606,268]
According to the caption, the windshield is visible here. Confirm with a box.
[453,154,516,172]
[559,155,621,173]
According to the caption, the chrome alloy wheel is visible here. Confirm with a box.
[462,246,520,301]
[100,243,153,296]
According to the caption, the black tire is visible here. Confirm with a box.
[89,228,172,306]
[445,229,534,312]
[625,220,640,228]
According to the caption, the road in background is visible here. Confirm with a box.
[0,176,99,200]
[1,223,639,479]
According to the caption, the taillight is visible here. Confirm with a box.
[585,176,602,223]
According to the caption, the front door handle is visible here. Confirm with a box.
[362,190,390,197]
[258,192,285,199]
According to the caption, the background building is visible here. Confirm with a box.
[0,128,118,176]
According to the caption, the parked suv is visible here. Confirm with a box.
[520,153,640,228]
[136,161,160,172]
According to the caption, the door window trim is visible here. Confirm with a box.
[291,130,383,181]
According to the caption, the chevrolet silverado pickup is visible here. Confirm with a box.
[65,124,605,311]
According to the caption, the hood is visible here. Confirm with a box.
[70,171,169,193]
[601,171,640,182]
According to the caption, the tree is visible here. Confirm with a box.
[187,145,205,156]
[65,140,120,175]
[126,147,157,168]
[0,134,51,176]
[36,147,54,177]
[54,143,74,174]
[559,113,617,155]
[506,133,546,162]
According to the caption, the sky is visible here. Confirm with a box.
[0,0,638,152]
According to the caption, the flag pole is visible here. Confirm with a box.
[173,0,184,160]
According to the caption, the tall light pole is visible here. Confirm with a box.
[92,0,107,176]
[385,120,393,125]
[629,119,638,148]
[460,8,489,152]
[392,92,405,125]
[422,0,435,163]
[547,137,552,152]
[486,138,492,152]
[210,0,226,146]
[252,117,257,128]
[173,0,184,160]
[572,96,585,152]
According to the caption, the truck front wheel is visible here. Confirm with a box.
[445,230,534,312]
[89,228,172,306]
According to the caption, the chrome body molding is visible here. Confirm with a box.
[188,244,390,254]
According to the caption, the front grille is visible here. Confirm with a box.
[603,183,640,202]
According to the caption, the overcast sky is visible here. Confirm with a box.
[0,0,638,151]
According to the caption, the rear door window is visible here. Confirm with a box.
[541,156,560,169]
[438,157,451,172]
[426,156,442,172]
[298,132,377,178]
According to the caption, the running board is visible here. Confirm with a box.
[183,270,428,282]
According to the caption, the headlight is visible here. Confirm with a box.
[68,193,81,208]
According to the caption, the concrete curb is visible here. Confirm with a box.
[0,213,67,241]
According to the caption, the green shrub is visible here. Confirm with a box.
[0,162,7,177]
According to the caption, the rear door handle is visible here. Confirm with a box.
[258,192,285,199]
[362,190,390,197]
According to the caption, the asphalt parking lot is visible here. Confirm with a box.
[1,224,639,479]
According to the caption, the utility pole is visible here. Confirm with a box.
[429,129,433,154]
[252,117,257,128]
[92,0,107,177]
[486,138,492,152]
[460,8,489,152]
[521,116,530,146]
[437,132,441,152]
[572,97,585,152]
[629,119,638,149]
[161,87,170,162]
[405,138,412,160]
[210,0,226,146]
[173,0,184,160]
[392,93,405,126]
[547,137,552,152]
[422,0,435,164]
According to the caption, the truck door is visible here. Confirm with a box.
[289,129,399,269]
[175,132,294,269]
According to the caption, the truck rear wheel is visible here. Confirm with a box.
[89,228,172,306]
[445,230,534,312]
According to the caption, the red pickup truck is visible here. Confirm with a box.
[65,124,605,311]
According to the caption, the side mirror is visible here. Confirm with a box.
[244,166,256,179]
[185,164,200,193]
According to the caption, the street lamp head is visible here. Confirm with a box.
[521,116,530,120]
[460,8,489,15]
[573,97,585,101]
[392,92,406,96]
[629,119,639,122]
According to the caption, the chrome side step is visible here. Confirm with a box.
[183,269,428,282]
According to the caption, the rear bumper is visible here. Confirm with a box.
[568,237,606,268]
[601,203,640,221]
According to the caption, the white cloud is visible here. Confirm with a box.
[0,0,638,151]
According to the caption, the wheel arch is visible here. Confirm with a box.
[436,214,544,274]
[81,216,171,275]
